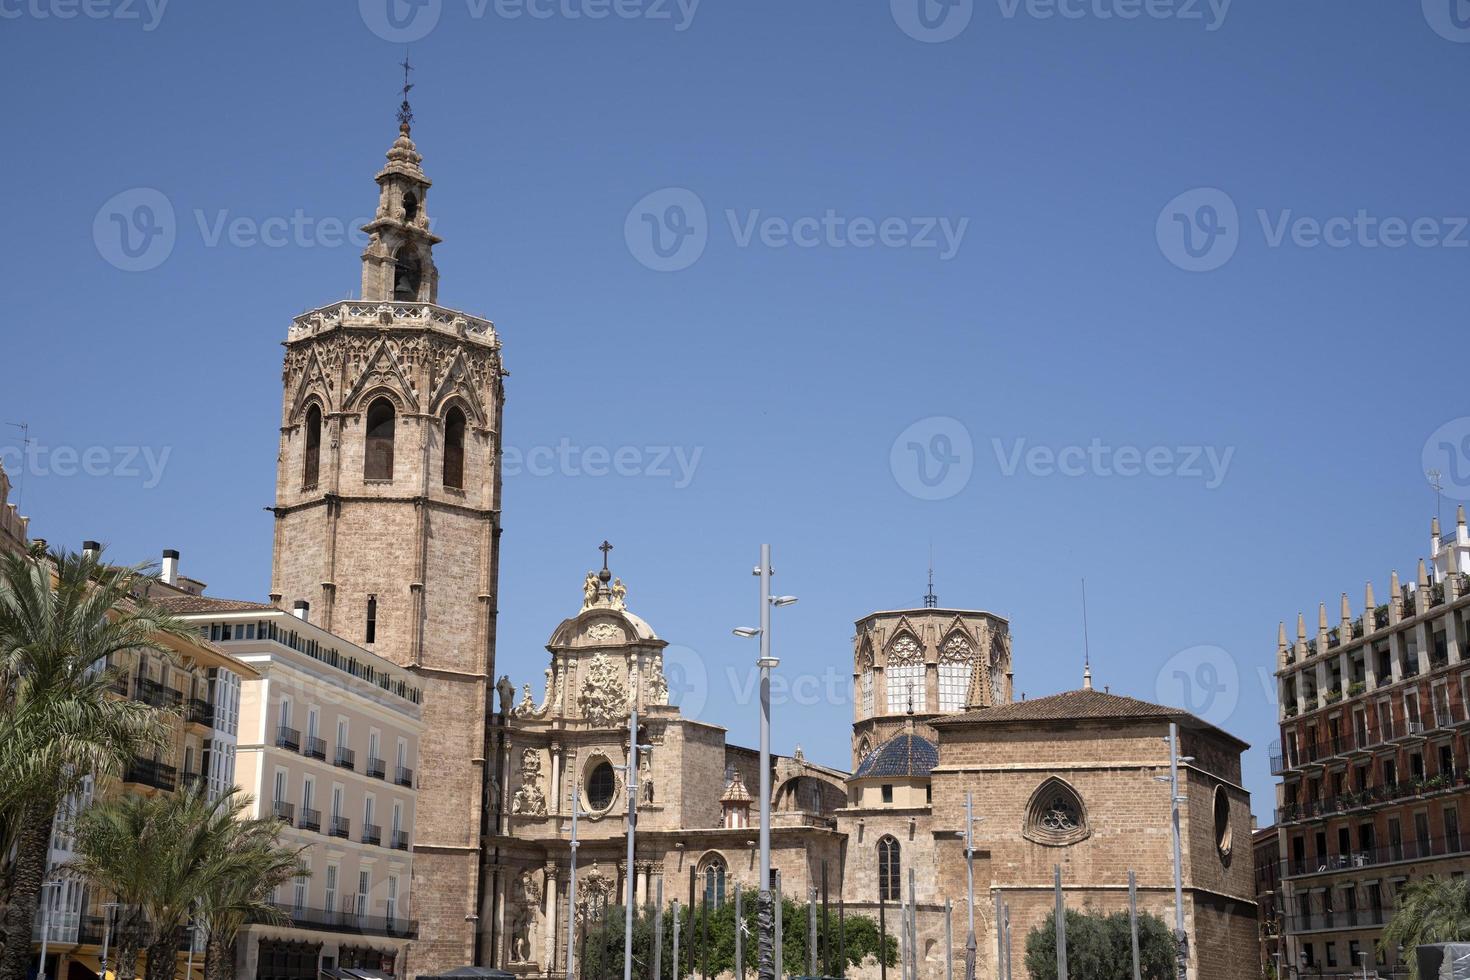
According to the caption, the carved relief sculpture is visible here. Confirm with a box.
[511,748,548,816]
[578,652,629,728]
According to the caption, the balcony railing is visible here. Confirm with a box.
[366,757,386,780]
[1276,768,1470,824]
[272,800,295,826]
[392,830,410,851]
[253,901,417,939]
[276,725,301,752]
[303,736,326,760]
[179,770,203,792]
[329,816,351,839]
[124,758,177,792]
[1284,831,1470,879]
[334,747,356,771]
[109,672,130,696]
[1283,907,1390,932]
[134,676,183,709]
[395,766,413,788]
[299,807,322,833]
[362,823,382,846]
[184,698,212,727]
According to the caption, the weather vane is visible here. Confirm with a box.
[397,54,414,131]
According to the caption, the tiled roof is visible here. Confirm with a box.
[720,771,753,804]
[155,595,276,614]
[931,688,1249,749]
[854,732,939,779]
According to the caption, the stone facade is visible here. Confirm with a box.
[268,118,504,978]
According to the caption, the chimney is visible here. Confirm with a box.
[293,600,310,622]
[161,549,180,586]
[82,540,101,558]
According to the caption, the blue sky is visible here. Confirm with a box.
[4,0,1470,821]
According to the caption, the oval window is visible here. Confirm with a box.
[587,761,616,810]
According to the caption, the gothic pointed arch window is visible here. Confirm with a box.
[443,406,466,490]
[393,245,422,301]
[700,856,728,907]
[877,835,901,902]
[886,634,925,714]
[365,398,396,481]
[303,404,322,488]
[1023,777,1090,847]
[937,634,974,712]
[860,647,875,718]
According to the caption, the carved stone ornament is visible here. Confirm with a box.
[513,683,537,717]
[582,572,600,610]
[578,653,629,728]
[888,634,923,664]
[576,866,613,925]
[587,621,621,642]
[648,656,669,705]
[508,869,541,963]
[511,748,548,816]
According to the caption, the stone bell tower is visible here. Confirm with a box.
[269,83,504,976]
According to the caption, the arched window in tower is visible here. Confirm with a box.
[701,857,727,907]
[365,398,396,481]
[303,404,322,488]
[886,634,925,714]
[402,192,419,225]
[938,634,974,712]
[443,407,466,490]
[365,596,377,645]
[877,835,901,902]
[859,647,875,717]
[393,245,422,301]
[1023,776,1090,847]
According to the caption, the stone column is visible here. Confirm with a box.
[543,864,560,970]
[550,742,563,816]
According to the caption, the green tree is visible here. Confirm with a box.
[1023,908,1177,980]
[197,810,306,980]
[577,898,896,980]
[1379,876,1470,979]
[0,545,182,980]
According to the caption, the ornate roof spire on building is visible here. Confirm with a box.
[1340,592,1351,625]
[1318,602,1328,632]
[360,58,440,304]
[1460,504,1467,528]
[1277,621,1287,652]
[1433,514,1442,538]
[924,545,937,609]
[1419,558,1430,588]
[1296,612,1306,642]
[1365,580,1375,611]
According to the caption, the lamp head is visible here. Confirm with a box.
[733,627,761,638]
[771,596,799,607]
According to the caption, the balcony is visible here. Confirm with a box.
[392,830,410,851]
[1283,907,1390,933]
[334,747,356,771]
[329,816,351,839]
[184,698,212,727]
[395,766,414,788]
[108,672,130,696]
[272,801,295,826]
[124,758,177,792]
[276,725,301,752]
[299,807,322,833]
[179,770,203,793]
[1284,830,1470,879]
[1276,768,1470,824]
[366,757,386,780]
[362,823,382,846]
[134,676,182,710]
[253,901,417,939]
[303,735,326,761]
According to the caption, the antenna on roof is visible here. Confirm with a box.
[924,541,937,608]
[1429,468,1446,534]
[1081,577,1093,691]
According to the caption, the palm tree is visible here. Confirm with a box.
[0,544,185,980]
[1379,875,1470,978]
[197,820,307,980]
[66,793,166,980]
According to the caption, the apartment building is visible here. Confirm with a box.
[1270,509,1470,978]
[1254,822,1282,978]
[165,600,423,980]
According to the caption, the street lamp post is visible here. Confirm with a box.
[963,793,981,980]
[734,544,797,980]
[1357,950,1370,980]
[1151,723,1191,980]
[100,901,120,980]
[623,700,651,980]
[36,880,61,980]
[566,788,593,980]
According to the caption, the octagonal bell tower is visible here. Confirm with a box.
[269,103,504,977]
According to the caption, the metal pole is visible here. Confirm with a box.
[37,882,55,980]
[702,888,710,980]
[100,902,118,980]
[757,544,775,980]
[569,788,582,980]
[1002,902,1011,980]
[654,881,664,980]
[625,700,641,980]
[879,892,888,980]
[994,893,1004,980]
[907,869,917,980]
[808,888,817,978]
[688,868,697,980]
[822,863,830,978]
[1129,871,1141,980]
[839,900,847,979]
[774,870,783,980]
[1169,722,1187,979]
[945,900,953,980]
[965,792,978,980]
[735,884,744,980]
[672,900,681,980]
[1054,865,1066,980]
[184,918,196,980]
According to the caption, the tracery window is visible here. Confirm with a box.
[1024,777,1090,846]
[861,658,874,717]
[938,634,973,711]
[701,857,727,907]
[443,406,466,489]
[365,398,396,481]
[303,404,321,488]
[886,634,925,713]
[877,835,901,902]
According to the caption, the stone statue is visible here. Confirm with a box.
[513,683,536,717]
[648,656,669,705]
[496,675,516,715]
[508,870,540,963]
[578,653,629,728]
[511,748,547,816]
[639,754,654,804]
[610,577,627,610]
[582,571,599,610]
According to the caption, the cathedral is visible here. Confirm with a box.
[264,103,1258,980]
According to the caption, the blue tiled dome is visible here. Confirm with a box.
[854,732,938,779]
